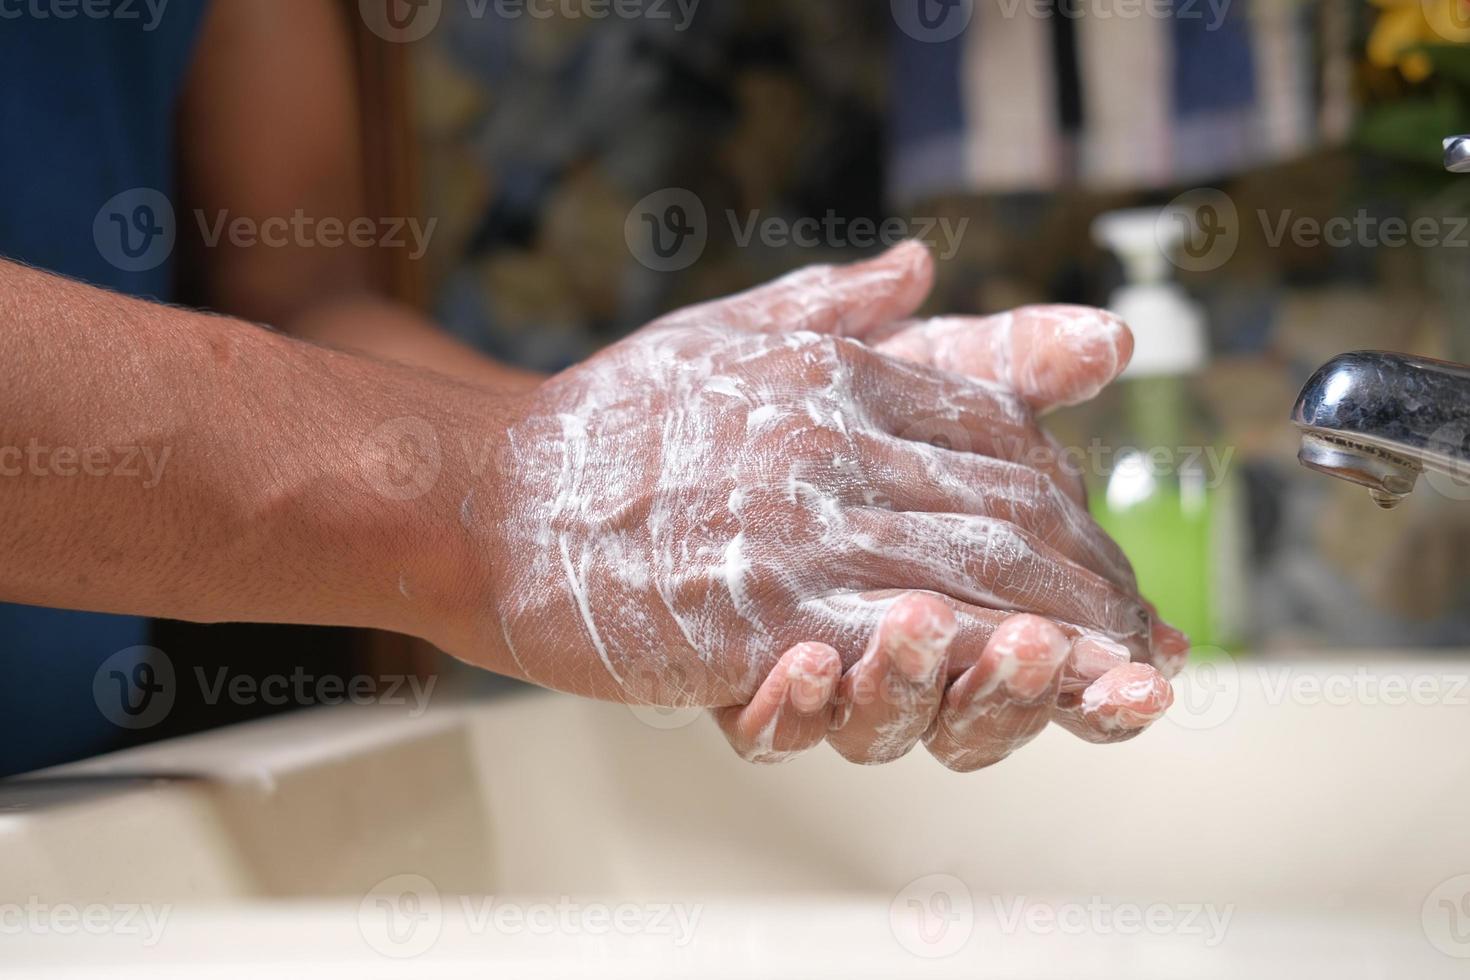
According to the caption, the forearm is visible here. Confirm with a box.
[0,260,510,641]
[282,294,546,392]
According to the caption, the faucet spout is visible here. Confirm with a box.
[1291,352,1470,508]
[1446,135,1470,174]
[1289,138,1470,507]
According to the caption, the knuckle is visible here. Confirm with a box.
[827,333,872,365]
[967,517,1033,570]
[783,421,851,463]
[898,414,975,454]
[810,333,867,374]
[1016,467,1063,518]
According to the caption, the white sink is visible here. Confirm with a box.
[4,655,1470,977]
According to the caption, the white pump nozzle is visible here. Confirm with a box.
[1091,207,1208,378]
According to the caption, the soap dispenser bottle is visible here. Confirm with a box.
[1088,208,1248,652]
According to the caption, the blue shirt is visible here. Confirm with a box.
[0,0,212,776]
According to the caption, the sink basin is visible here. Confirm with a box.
[4,655,1470,977]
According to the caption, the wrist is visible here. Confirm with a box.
[225,331,530,655]
[353,372,531,666]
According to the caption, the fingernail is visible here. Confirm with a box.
[1021,306,1132,408]
[894,635,944,685]
[995,616,1069,699]
[1071,635,1130,682]
[1111,671,1173,728]
[1060,307,1129,375]
[787,653,838,715]
[1081,663,1172,731]
[883,597,955,685]
[875,239,931,278]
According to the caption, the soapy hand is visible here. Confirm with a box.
[702,245,1187,767]
[467,242,1181,770]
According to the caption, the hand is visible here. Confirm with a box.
[461,244,1158,717]
[707,247,1191,769]
[716,593,1183,769]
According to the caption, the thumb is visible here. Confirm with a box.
[709,240,934,338]
[874,305,1134,413]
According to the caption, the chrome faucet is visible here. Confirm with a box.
[1292,352,1470,508]
[1289,136,1470,508]
[1446,135,1470,173]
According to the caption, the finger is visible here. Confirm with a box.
[852,350,1088,504]
[852,431,1137,592]
[838,508,1152,648]
[874,306,1134,413]
[931,602,1135,692]
[1146,600,1192,678]
[713,642,841,764]
[801,590,1143,691]
[925,614,1070,772]
[697,240,934,338]
[827,592,954,765]
[1051,662,1173,744]
[1064,632,1134,695]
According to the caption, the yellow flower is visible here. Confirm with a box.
[1369,0,1470,81]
